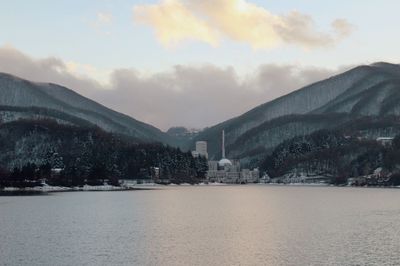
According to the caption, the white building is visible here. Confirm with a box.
[241,168,260,183]
[206,130,259,184]
[191,151,198,157]
[192,141,208,159]
[376,137,394,146]
[196,141,208,159]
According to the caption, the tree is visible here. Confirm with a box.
[38,163,52,179]
[21,163,37,180]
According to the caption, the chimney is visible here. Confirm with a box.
[222,130,225,159]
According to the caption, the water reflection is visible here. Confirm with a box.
[1,185,400,265]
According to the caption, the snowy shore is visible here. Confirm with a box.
[0,183,159,193]
[2,182,398,194]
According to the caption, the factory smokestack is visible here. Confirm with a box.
[222,130,225,159]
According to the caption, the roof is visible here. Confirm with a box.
[376,137,394,140]
[218,158,232,166]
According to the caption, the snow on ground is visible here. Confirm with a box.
[0,182,156,193]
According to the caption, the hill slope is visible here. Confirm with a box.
[192,63,400,161]
[0,73,173,143]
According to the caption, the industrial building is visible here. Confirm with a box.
[194,130,260,184]
[192,141,208,159]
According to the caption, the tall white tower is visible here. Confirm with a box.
[218,129,232,167]
[222,130,225,159]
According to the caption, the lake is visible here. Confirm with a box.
[1,185,400,266]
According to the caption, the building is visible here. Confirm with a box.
[259,173,271,183]
[376,137,394,146]
[191,151,200,158]
[192,141,208,159]
[206,130,259,184]
[150,167,160,180]
[208,160,218,171]
[196,141,208,159]
[241,168,260,183]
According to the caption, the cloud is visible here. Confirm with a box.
[246,64,337,97]
[133,0,219,47]
[0,45,343,130]
[332,19,354,39]
[133,0,354,49]
[65,61,111,85]
[0,45,104,92]
[97,12,112,24]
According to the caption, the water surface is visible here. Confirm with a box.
[1,185,400,265]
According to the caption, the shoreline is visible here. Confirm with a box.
[1,182,400,195]
[0,184,159,194]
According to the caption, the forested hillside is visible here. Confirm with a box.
[0,119,207,187]
[260,129,400,185]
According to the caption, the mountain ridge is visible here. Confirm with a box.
[2,62,400,160]
[190,62,400,162]
[0,72,174,144]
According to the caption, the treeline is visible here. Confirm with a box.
[0,119,208,188]
[260,129,400,185]
[0,105,94,127]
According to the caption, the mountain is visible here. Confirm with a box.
[191,62,400,164]
[0,73,173,144]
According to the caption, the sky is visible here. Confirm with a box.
[0,0,400,130]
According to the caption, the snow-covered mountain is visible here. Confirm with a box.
[0,73,173,143]
[3,62,400,159]
[192,62,400,162]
